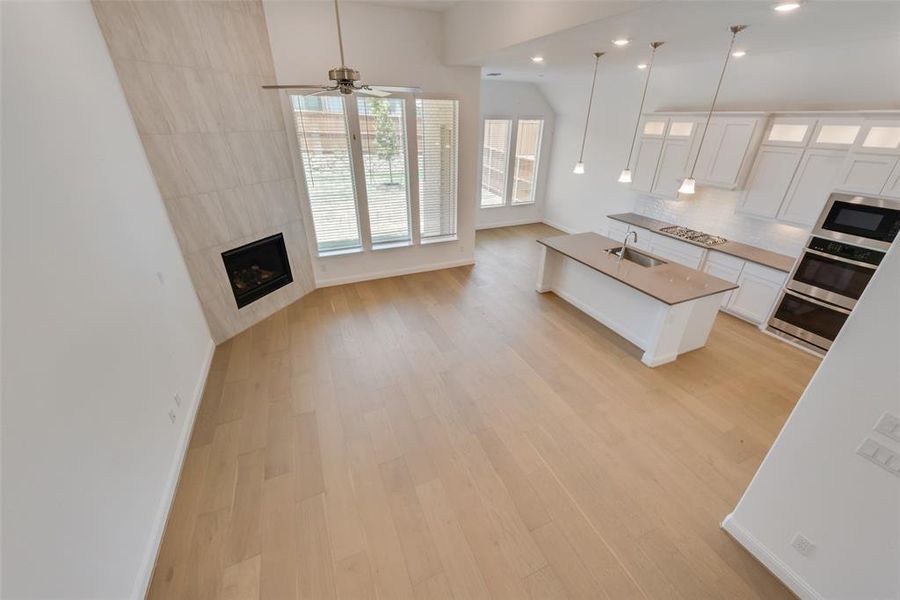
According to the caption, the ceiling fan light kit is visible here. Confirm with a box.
[679,24,747,196]
[573,51,605,175]
[262,0,420,97]
[619,41,664,185]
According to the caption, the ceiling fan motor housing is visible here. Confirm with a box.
[329,66,360,83]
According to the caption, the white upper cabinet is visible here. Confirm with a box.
[651,138,692,198]
[641,117,669,138]
[809,119,863,149]
[778,148,846,226]
[835,153,899,195]
[882,160,900,200]
[854,120,900,155]
[632,136,664,192]
[739,146,804,218]
[693,117,764,188]
[762,117,816,147]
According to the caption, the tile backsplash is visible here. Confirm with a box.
[634,187,810,257]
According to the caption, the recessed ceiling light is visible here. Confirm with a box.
[637,63,648,69]
[613,38,630,46]
[732,50,747,57]
[774,2,800,11]
[485,72,502,77]
[531,56,544,63]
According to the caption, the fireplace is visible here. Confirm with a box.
[221,233,293,308]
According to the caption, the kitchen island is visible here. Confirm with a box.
[537,232,738,367]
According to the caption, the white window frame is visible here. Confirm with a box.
[281,92,460,258]
[479,115,545,208]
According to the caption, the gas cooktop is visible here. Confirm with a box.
[659,225,728,247]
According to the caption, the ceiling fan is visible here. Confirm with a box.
[262,0,421,97]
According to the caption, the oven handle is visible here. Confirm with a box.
[782,289,852,314]
[802,247,878,269]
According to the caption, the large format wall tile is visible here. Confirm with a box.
[94,0,314,342]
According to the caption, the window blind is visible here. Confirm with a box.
[357,97,411,246]
[291,95,361,253]
[481,119,511,207]
[512,119,543,205]
[416,99,458,240]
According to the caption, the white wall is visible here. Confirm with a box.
[477,80,556,229]
[540,36,900,249]
[724,240,900,600]
[1,2,214,598]
[263,0,482,286]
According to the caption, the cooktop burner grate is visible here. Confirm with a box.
[659,225,728,246]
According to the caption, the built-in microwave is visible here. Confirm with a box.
[813,193,900,251]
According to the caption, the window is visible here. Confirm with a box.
[512,119,543,205]
[290,95,460,254]
[417,98,458,240]
[480,119,511,207]
[358,97,411,245]
[291,95,361,253]
[481,117,546,208]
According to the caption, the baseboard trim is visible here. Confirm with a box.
[476,217,542,230]
[721,514,824,600]
[132,339,216,599]
[541,219,578,234]
[316,258,475,288]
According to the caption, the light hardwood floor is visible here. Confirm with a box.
[148,223,820,600]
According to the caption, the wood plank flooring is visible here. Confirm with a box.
[148,223,820,599]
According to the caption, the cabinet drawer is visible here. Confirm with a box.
[705,250,745,271]
[649,235,705,269]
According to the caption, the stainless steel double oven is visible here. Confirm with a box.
[768,193,900,353]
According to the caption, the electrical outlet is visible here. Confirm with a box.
[857,437,900,477]
[791,533,815,557]
[874,412,900,442]
[168,409,176,424]
[174,392,182,407]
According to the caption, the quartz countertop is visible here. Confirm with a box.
[607,213,797,273]
[538,233,738,305]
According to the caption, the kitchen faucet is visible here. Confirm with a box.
[620,231,637,261]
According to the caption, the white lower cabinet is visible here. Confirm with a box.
[726,262,787,325]
[607,220,630,243]
[702,252,744,308]
[648,235,705,269]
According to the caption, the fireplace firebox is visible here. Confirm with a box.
[221,233,293,309]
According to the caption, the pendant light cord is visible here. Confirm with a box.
[577,52,603,163]
[686,26,745,180]
[623,42,663,171]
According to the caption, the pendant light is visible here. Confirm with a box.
[619,41,664,183]
[679,25,747,195]
[573,51,605,174]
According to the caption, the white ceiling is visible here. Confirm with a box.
[478,1,900,81]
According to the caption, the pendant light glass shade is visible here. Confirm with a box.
[679,25,746,196]
[619,42,664,184]
[573,51,604,175]
[677,178,696,194]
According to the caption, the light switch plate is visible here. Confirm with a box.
[874,412,900,442]
[857,437,900,477]
[791,533,815,557]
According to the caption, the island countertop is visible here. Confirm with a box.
[608,212,797,273]
[538,232,738,305]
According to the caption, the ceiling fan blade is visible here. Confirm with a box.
[358,86,391,98]
[261,84,331,90]
[368,85,422,94]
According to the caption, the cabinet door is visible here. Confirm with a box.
[852,120,900,155]
[882,159,900,200]
[651,139,691,198]
[762,117,816,147]
[809,119,863,150]
[834,153,899,194]
[632,137,664,192]
[695,117,760,188]
[728,264,786,324]
[702,255,744,308]
[627,226,653,252]
[778,148,846,227]
[607,219,630,242]
[739,146,804,219]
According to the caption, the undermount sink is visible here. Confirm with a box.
[607,247,667,268]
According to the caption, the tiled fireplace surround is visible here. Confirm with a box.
[93,0,315,342]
